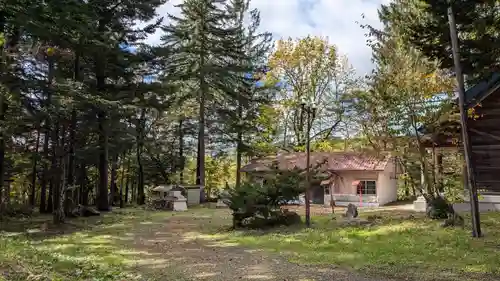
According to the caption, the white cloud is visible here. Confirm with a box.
[146,0,389,76]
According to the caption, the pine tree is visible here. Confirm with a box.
[160,0,250,190]
[220,0,272,187]
[81,0,166,210]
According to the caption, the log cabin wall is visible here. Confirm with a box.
[468,87,500,193]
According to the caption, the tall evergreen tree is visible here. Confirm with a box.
[160,0,250,190]
[220,0,272,187]
[82,0,166,210]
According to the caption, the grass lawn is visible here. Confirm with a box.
[1,206,500,281]
[200,208,500,281]
[0,208,194,281]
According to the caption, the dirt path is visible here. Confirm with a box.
[126,212,395,281]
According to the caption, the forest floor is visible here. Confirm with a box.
[0,206,499,281]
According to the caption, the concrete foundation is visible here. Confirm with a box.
[333,201,379,208]
[413,195,428,212]
[453,193,500,213]
[216,199,228,208]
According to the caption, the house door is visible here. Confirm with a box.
[311,185,325,204]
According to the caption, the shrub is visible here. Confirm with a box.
[243,210,302,229]
[425,195,453,219]
[1,203,34,218]
[222,165,306,229]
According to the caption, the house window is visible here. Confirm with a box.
[356,180,377,195]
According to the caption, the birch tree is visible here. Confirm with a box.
[267,36,359,149]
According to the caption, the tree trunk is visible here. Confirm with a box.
[418,143,432,195]
[80,162,89,206]
[46,54,56,214]
[411,111,432,196]
[95,19,109,211]
[283,114,288,148]
[131,178,136,203]
[436,153,444,193]
[432,145,437,189]
[179,118,184,184]
[110,154,118,206]
[47,181,53,212]
[197,78,207,201]
[120,153,125,208]
[0,94,5,210]
[40,55,54,213]
[124,153,131,203]
[97,110,110,211]
[235,104,242,188]
[329,182,336,214]
[66,51,79,213]
[0,10,5,212]
[65,110,77,215]
[136,108,146,205]
[51,121,64,224]
[30,129,41,207]
[40,127,49,213]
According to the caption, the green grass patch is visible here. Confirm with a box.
[200,210,500,281]
[0,208,191,281]
[3,207,500,281]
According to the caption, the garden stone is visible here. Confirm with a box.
[345,203,358,219]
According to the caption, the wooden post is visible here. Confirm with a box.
[447,3,481,237]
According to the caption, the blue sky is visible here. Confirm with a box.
[145,0,390,77]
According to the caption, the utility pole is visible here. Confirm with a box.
[447,2,481,237]
[305,112,311,227]
[301,99,316,228]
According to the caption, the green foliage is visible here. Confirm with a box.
[222,164,305,228]
[377,0,500,82]
[442,174,465,203]
[425,195,453,220]
[205,155,236,199]
[266,37,358,149]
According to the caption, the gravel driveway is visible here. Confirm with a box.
[127,211,396,281]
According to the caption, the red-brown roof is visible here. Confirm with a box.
[240,152,391,173]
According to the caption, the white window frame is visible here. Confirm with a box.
[356,180,377,195]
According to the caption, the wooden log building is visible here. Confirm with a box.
[422,73,500,209]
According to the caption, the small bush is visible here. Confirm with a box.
[426,195,452,219]
[1,203,34,218]
[222,163,306,229]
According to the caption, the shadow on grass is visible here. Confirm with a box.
[0,208,194,281]
[2,207,301,281]
[190,209,500,281]
[3,207,500,281]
